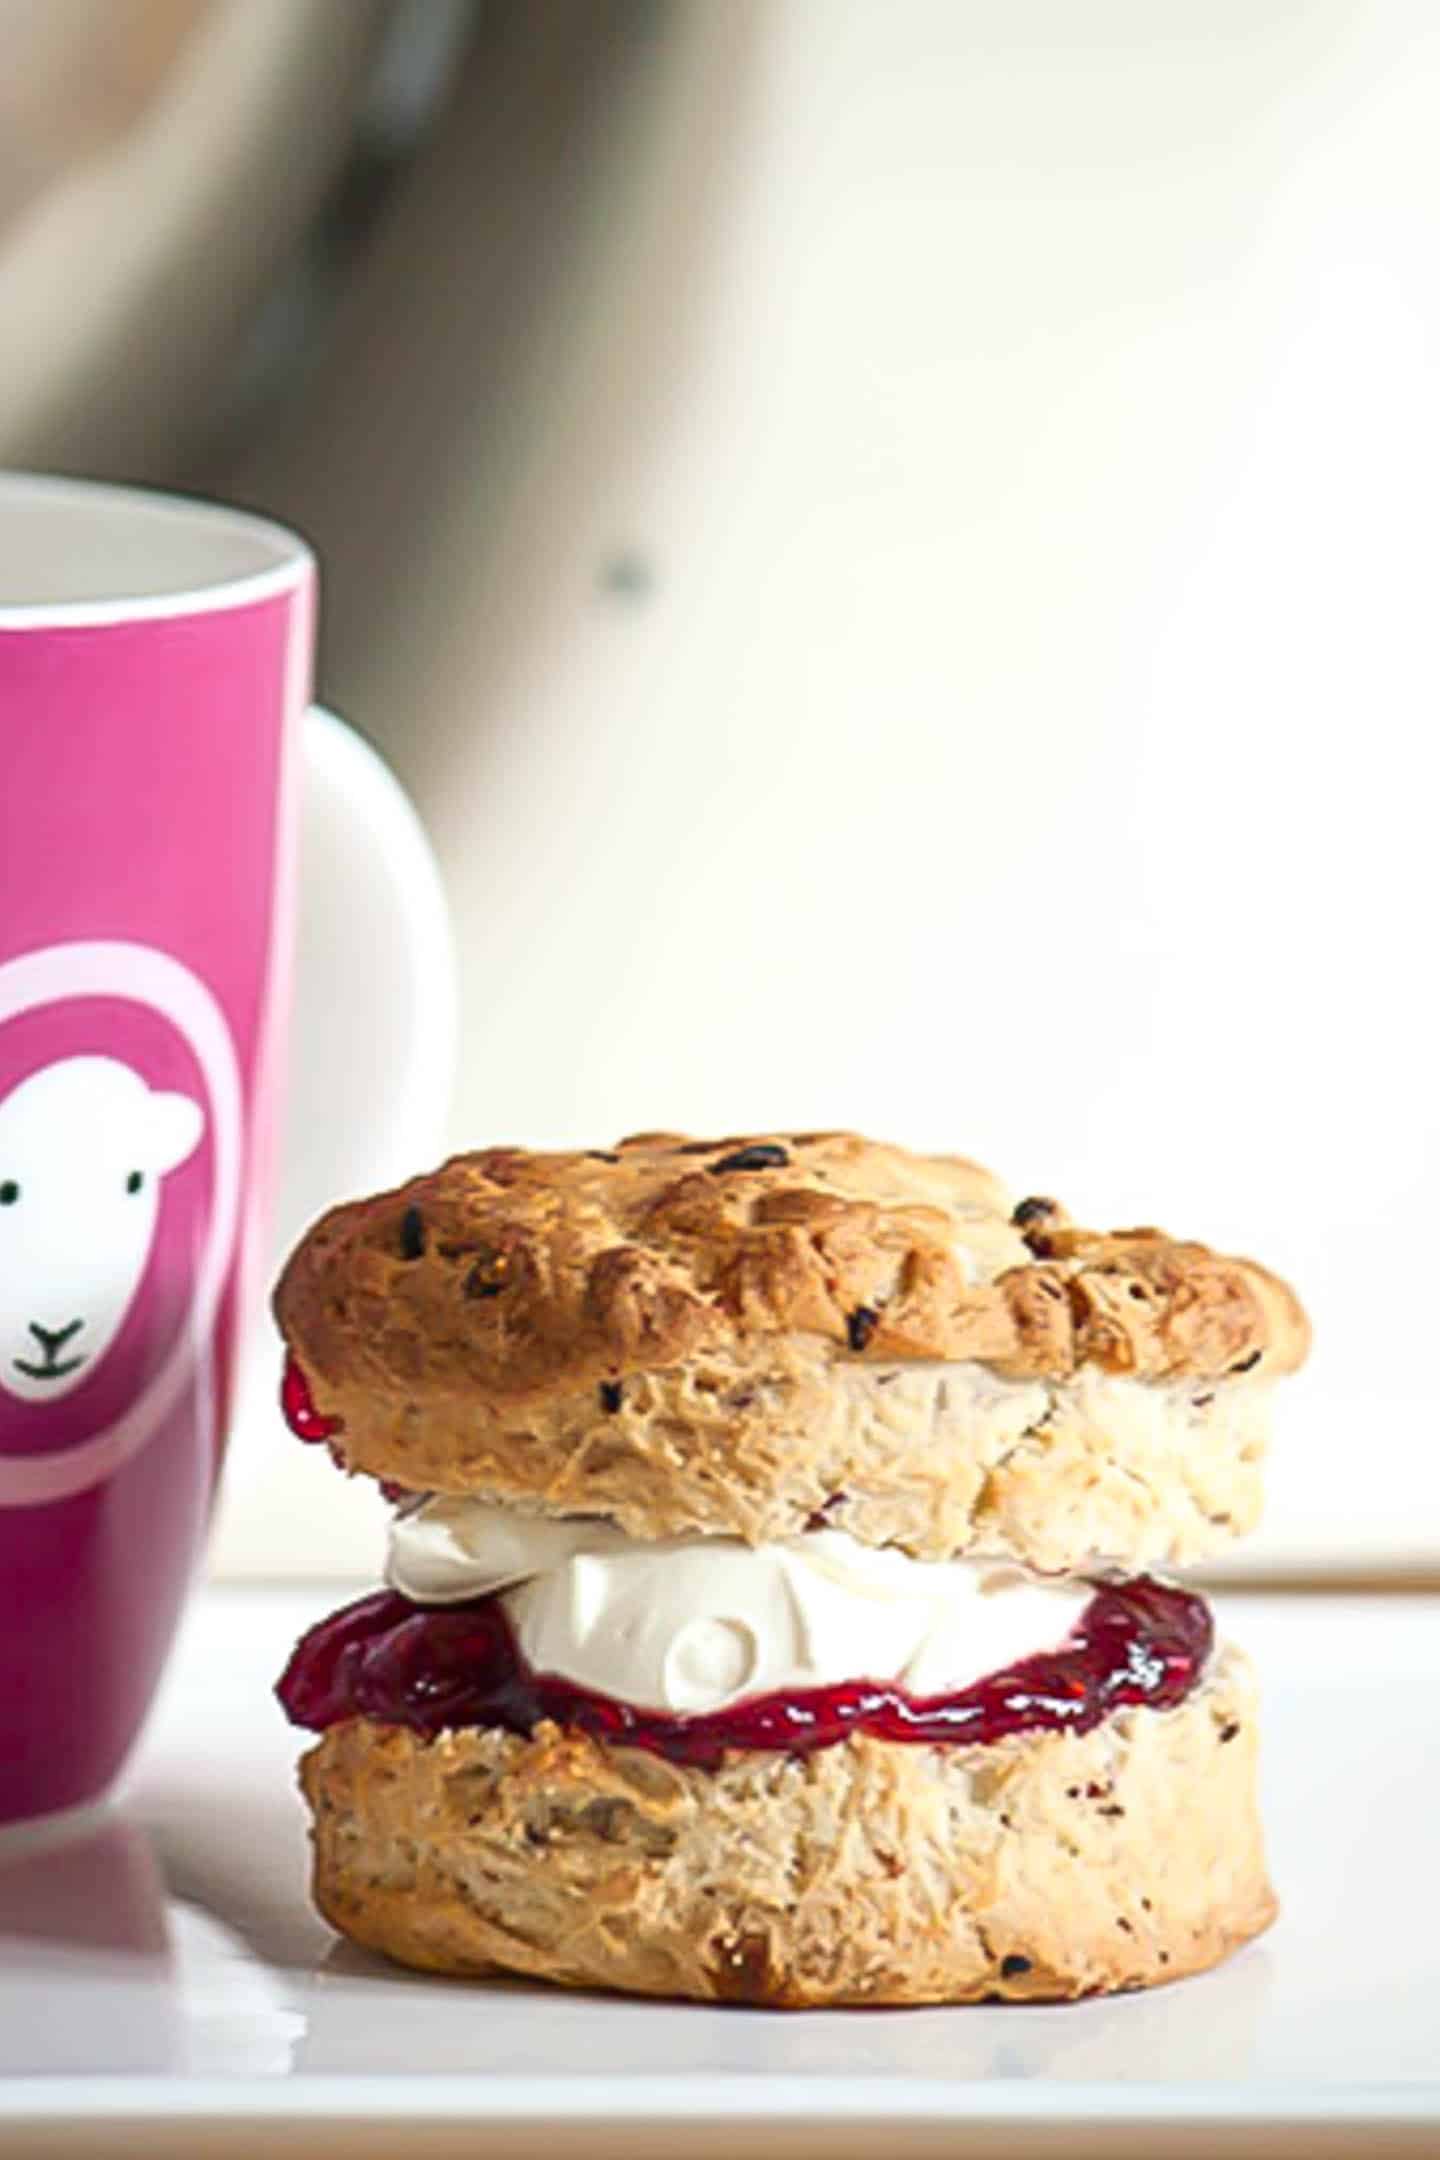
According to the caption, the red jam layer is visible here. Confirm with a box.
[276,1576,1212,1770]
[282,1357,417,1505]
[281,1354,342,1443]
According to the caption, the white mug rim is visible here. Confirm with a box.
[0,472,313,630]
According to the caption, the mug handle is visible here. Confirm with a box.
[209,710,455,1576]
[272,706,458,1262]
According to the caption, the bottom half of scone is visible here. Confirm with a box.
[295,1644,1273,2007]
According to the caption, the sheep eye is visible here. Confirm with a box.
[126,1171,143,1195]
[0,1180,16,1205]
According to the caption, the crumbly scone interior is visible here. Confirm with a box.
[312,1351,1274,1573]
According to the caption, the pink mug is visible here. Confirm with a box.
[0,475,454,1826]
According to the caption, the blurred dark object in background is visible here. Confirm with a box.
[0,0,475,481]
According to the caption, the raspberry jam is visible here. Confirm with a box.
[276,1576,1211,1770]
[281,1354,342,1444]
[282,1357,417,1503]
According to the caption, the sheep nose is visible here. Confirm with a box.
[28,1318,84,1355]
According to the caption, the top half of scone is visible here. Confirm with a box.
[274,1130,1309,1575]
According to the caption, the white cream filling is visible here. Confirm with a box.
[386,1499,1086,1715]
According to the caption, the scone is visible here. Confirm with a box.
[275,1130,1305,2005]
[274,1131,1308,1573]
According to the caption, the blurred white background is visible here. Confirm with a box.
[1,1,1432,1579]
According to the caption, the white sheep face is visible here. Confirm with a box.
[0,1056,204,1404]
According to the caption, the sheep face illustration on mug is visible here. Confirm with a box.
[0,1056,204,1404]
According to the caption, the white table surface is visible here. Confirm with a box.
[1,1586,1437,2157]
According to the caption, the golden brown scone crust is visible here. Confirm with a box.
[274,1133,1307,1565]
[299,1647,1273,2006]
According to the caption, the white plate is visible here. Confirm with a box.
[1,1587,1437,2157]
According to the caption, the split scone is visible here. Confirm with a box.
[275,1131,1304,2005]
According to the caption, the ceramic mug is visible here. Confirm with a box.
[0,475,454,1825]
